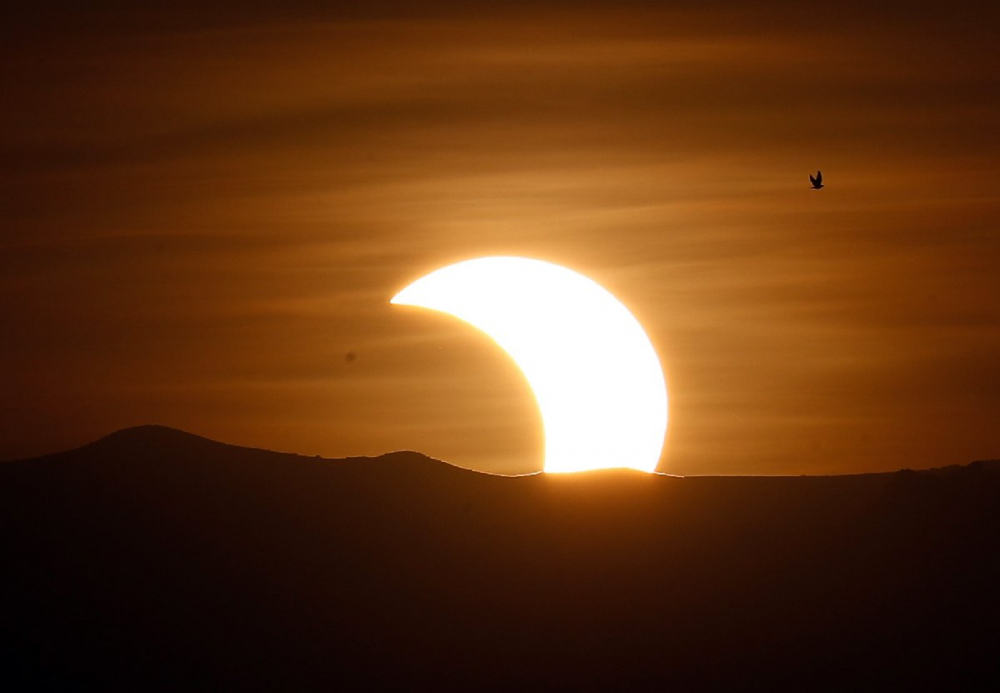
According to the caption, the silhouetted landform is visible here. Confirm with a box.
[2,426,998,691]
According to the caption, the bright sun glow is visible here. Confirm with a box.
[391,257,667,474]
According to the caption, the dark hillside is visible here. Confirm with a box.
[2,427,998,690]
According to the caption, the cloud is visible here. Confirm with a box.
[1,4,998,474]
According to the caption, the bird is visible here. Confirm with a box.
[809,170,824,189]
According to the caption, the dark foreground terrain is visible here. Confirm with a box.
[2,426,998,691]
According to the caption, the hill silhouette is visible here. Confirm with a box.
[2,426,998,691]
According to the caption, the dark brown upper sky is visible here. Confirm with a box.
[2,2,998,474]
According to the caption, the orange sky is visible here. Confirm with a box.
[2,3,998,474]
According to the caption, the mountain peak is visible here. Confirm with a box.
[74,425,452,474]
[83,424,235,458]
[97,424,218,445]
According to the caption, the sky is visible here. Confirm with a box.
[2,2,998,475]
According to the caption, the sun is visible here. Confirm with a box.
[391,257,668,473]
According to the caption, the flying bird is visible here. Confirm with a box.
[809,170,824,189]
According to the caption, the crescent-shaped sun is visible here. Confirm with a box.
[391,257,668,474]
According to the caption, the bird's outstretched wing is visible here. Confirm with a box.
[809,173,818,186]
[815,170,823,186]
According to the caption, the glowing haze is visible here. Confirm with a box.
[2,3,998,476]
[392,257,667,474]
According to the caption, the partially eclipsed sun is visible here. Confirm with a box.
[391,257,667,474]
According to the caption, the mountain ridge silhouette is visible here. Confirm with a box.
[2,425,998,690]
[15,424,447,468]
[13,424,998,478]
